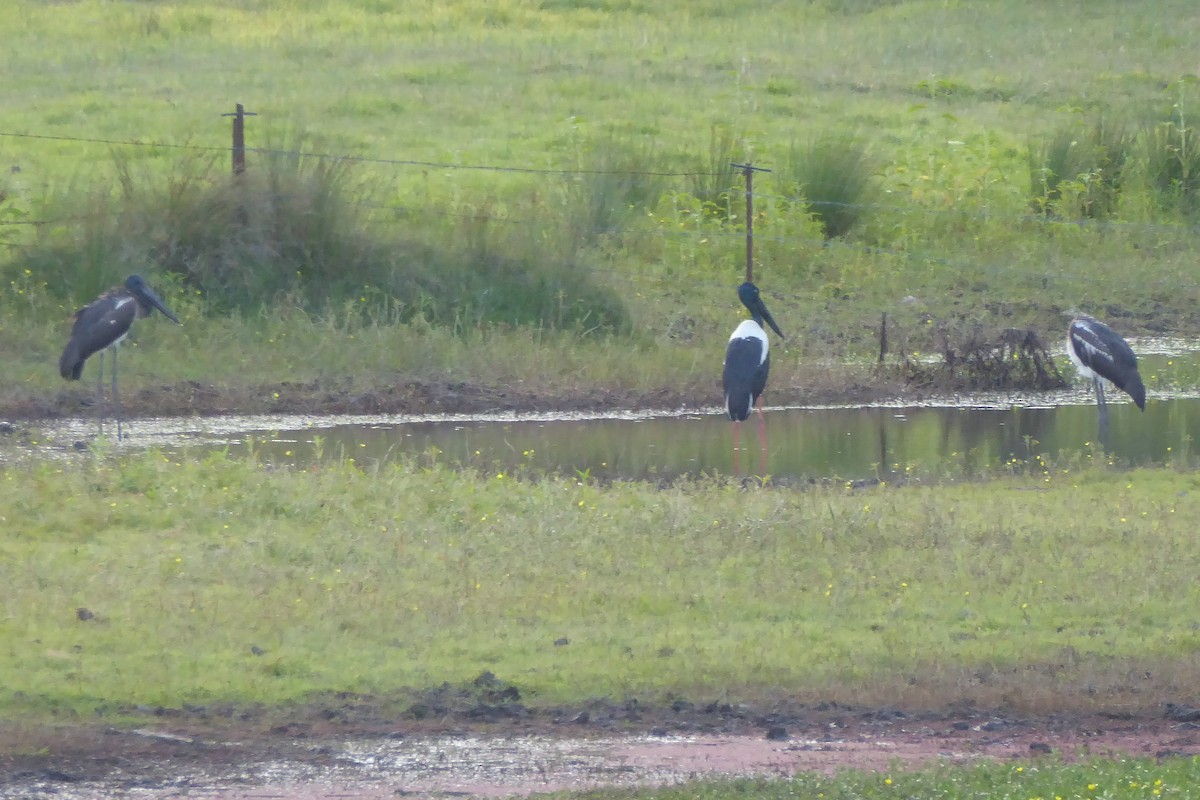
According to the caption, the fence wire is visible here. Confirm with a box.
[3,125,1200,304]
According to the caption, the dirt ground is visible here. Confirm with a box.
[0,372,909,424]
[3,699,1200,799]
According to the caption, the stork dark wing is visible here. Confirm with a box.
[723,336,767,421]
[1069,318,1145,410]
[1069,319,1131,371]
[752,354,771,401]
[59,293,139,380]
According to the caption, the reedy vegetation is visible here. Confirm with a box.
[2,0,1200,404]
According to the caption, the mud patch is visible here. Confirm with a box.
[0,375,905,425]
[3,706,1199,799]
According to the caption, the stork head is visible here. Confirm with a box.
[1065,307,1097,325]
[125,274,182,324]
[737,282,784,340]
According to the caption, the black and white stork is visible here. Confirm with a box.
[722,281,784,471]
[59,274,181,438]
[1066,314,1145,447]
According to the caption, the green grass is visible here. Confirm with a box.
[2,451,1199,718]
[5,6,1200,790]
[0,288,714,413]
[4,0,1200,392]
[571,759,1200,800]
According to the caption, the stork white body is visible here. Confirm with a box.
[724,319,770,421]
[730,319,769,352]
[1066,337,1099,382]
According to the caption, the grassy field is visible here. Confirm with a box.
[2,450,1198,717]
[6,2,1200,793]
[574,760,1200,800]
[3,0,1200,412]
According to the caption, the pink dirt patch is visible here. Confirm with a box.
[11,717,1198,799]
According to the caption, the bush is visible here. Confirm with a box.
[1137,114,1200,219]
[559,135,666,247]
[782,132,875,239]
[7,149,630,333]
[685,125,743,224]
[1028,118,1129,220]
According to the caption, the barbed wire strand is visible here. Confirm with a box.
[5,128,1200,237]
[0,130,714,177]
[3,128,1199,308]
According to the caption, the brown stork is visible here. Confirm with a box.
[1066,314,1145,449]
[60,274,181,438]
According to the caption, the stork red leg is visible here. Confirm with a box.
[731,421,741,473]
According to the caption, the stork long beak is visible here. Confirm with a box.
[758,300,784,341]
[143,287,182,325]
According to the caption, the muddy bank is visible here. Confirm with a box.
[3,698,1198,799]
[0,376,908,423]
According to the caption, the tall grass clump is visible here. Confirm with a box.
[15,182,134,306]
[683,125,743,224]
[559,135,667,248]
[782,132,875,239]
[1028,118,1130,220]
[13,149,398,313]
[411,205,632,333]
[7,148,631,333]
[140,151,396,312]
[1137,113,1200,219]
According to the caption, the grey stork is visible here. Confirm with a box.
[59,274,181,438]
[722,281,784,471]
[1066,314,1145,448]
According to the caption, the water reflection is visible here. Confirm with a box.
[23,341,1195,480]
[191,395,1196,482]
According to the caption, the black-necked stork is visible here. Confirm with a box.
[1066,315,1144,447]
[59,274,181,438]
[722,281,785,471]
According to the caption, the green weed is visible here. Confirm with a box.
[4,1,1200,378]
[9,149,631,331]
[1028,118,1131,220]
[781,132,875,240]
[585,758,1200,800]
[1,451,1199,719]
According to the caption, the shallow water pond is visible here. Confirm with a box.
[200,392,1199,480]
[35,386,1192,482]
[28,342,1200,481]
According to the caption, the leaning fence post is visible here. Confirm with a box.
[222,103,257,226]
[731,162,771,284]
[222,103,258,175]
